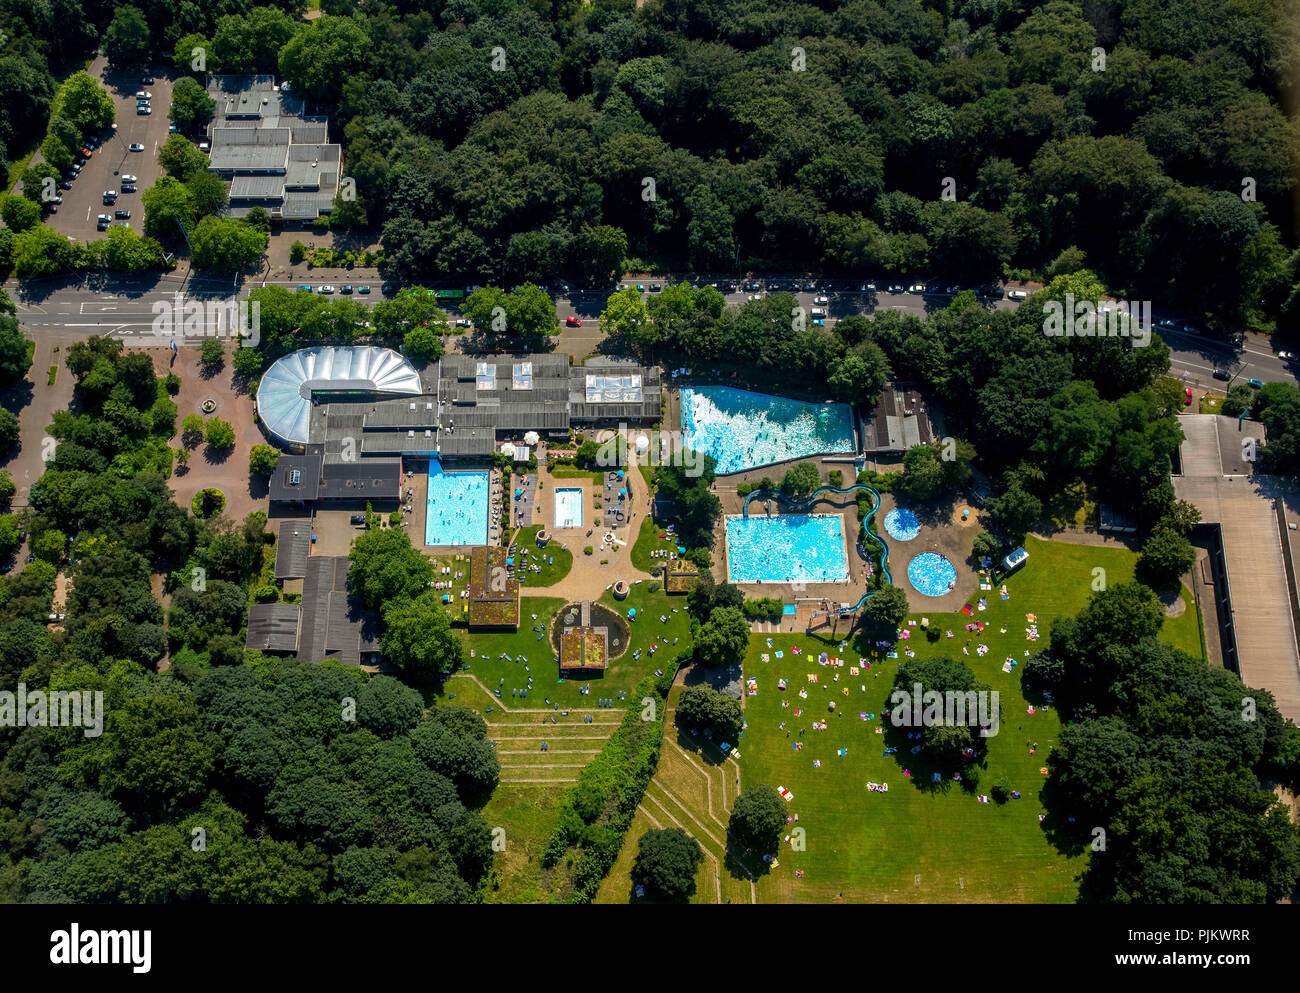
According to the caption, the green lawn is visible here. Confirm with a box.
[512,526,573,587]
[631,516,679,572]
[735,534,1202,904]
[442,584,692,711]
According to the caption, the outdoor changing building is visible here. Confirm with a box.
[260,346,661,509]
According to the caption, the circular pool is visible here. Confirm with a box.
[908,553,957,597]
[884,508,920,541]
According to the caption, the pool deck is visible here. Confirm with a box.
[705,461,979,618]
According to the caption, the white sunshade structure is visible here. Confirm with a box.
[256,345,422,447]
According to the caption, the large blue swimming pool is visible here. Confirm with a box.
[726,514,848,584]
[908,552,957,597]
[426,460,489,546]
[681,386,856,474]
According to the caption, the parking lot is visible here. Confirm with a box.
[42,56,176,242]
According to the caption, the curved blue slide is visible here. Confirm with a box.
[741,483,892,614]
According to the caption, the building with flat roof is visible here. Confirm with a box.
[664,557,699,594]
[560,626,608,674]
[261,348,662,510]
[206,75,341,222]
[243,556,382,666]
[466,546,520,629]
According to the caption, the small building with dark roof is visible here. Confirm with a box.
[269,454,402,507]
[274,520,312,580]
[862,385,933,455]
[246,604,302,654]
[466,545,520,629]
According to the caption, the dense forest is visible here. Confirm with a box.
[3,0,1299,330]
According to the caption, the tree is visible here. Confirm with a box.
[861,585,909,638]
[676,683,743,741]
[232,346,264,378]
[169,76,216,132]
[972,531,1002,561]
[631,828,703,902]
[0,407,19,450]
[693,605,749,667]
[779,462,821,501]
[356,676,424,739]
[409,711,499,799]
[249,444,279,478]
[199,337,224,372]
[142,176,197,241]
[190,216,267,272]
[573,224,627,283]
[181,414,205,446]
[0,316,32,384]
[49,72,114,135]
[894,655,991,766]
[1137,527,1196,591]
[204,418,235,451]
[348,527,435,609]
[599,288,652,350]
[896,445,947,502]
[728,786,785,854]
[103,6,152,65]
[2,195,40,233]
[986,485,1042,540]
[828,346,891,406]
[381,592,464,682]
[13,224,78,277]
[278,15,371,105]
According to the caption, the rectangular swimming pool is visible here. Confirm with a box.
[726,514,849,584]
[425,460,489,546]
[680,385,856,474]
[554,487,584,529]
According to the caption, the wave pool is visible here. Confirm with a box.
[681,386,856,474]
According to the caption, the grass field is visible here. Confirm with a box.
[631,516,679,572]
[594,534,1204,903]
[512,526,573,587]
[440,583,692,712]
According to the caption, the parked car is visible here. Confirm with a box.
[135,90,152,100]
[811,318,826,327]
[128,143,144,152]
[648,284,661,292]
[114,209,131,219]
[60,179,72,190]
[1212,368,1232,381]
[122,174,137,183]
[319,285,335,294]
[349,514,366,525]
[565,315,581,326]
[908,283,925,293]
[96,214,111,229]
[1008,289,1029,300]
[136,106,151,115]
[141,76,154,85]
[121,184,136,194]
[1247,378,1264,389]
[114,221,129,228]
[297,285,313,293]
[103,189,117,202]
[340,285,353,294]
[381,283,396,294]
[1279,350,1293,360]
[357,285,371,295]
[813,295,829,305]
[1184,387,1194,406]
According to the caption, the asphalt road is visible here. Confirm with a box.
[7,271,1296,392]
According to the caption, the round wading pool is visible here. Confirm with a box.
[908,552,957,597]
[884,507,920,541]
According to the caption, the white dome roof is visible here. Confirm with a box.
[256,346,421,446]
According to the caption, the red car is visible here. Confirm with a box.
[565,315,581,327]
[1184,387,1194,406]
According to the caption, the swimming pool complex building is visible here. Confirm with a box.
[263,347,662,508]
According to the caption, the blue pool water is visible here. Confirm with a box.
[554,487,584,529]
[426,460,489,546]
[681,386,856,474]
[884,508,920,541]
[908,552,957,597]
[726,515,848,584]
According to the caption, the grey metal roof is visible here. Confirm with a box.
[246,604,302,653]
[298,556,381,666]
[274,520,312,578]
[269,454,321,503]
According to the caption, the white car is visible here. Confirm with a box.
[135,90,152,100]
[121,174,137,183]
[813,295,829,305]
[908,283,926,293]
[1279,351,1293,360]
[1008,289,1029,300]
[319,285,335,294]
[128,143,144,152]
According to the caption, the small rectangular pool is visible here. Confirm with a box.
[426,460,489,546]
[726,514,848,584]
[554,487,584,529]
